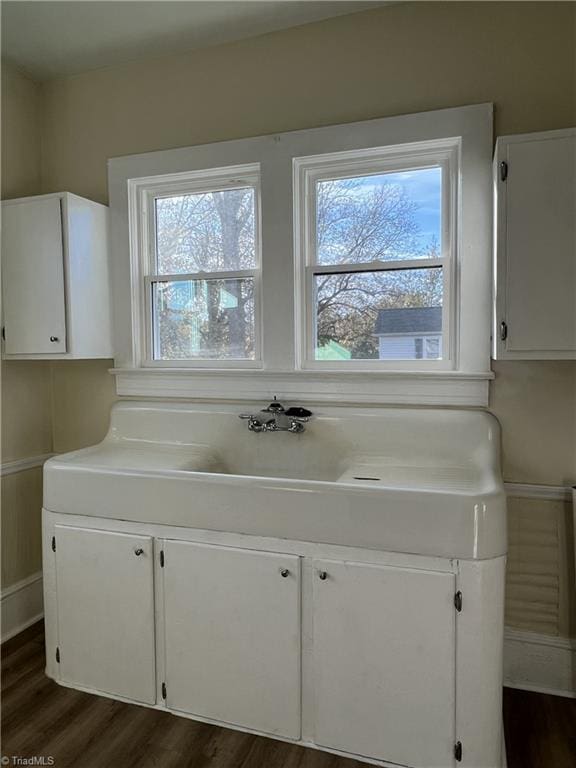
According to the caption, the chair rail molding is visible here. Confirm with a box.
[1,453,54,476]
[504,483,573,502]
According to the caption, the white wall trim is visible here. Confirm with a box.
[1,453,54,476]
[504,483,573,502]
[1,571,44,643]
[504,628,575,698]
[111,367,492,406]
[109,104,494,407]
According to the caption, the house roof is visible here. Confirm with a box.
[374,306,442,335]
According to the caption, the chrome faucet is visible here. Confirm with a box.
[239,397,312,434]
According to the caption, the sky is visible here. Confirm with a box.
[384,167,442,250]
[331,166,443,253]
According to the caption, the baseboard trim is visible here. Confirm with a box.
[0,453,54,477]
[1,572,44,643]
[504,483,572,502]
[504,628,575,698]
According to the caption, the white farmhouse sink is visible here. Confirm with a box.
[44,401,506,559]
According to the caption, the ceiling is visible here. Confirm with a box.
[2,1,387,81]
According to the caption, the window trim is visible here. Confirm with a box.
[130,164,263,368]
[110,104,493,405]
[293,141,459,371]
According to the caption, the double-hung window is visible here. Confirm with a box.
[140,165,261,366]
[116,105,492,403]
[294,143,457,369]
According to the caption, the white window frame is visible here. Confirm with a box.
[110,104,493,405]
[293,141,459,370]
[130,163,263,368]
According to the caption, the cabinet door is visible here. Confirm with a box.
[494,129,576,359]
[163,540,301,739]
[54,526,156,704]
[312,560,455,768]
[2,198,67,354]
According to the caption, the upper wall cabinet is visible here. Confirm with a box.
[493,128,576,360]
[1,192,112,359]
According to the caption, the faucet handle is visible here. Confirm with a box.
[285,406,312,421]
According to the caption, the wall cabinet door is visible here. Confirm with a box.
[494,128,576,359]
[311,560,456,768]
[54,526,156,704]
[1,197,67,354]
[163,540,301,739]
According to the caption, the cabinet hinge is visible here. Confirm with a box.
[454,591,463,612]
[161,682,167,700]
[56,647,60,664]
[160,550,165,568]
[1,326,5,341]
[454,741,463,762]
[500,160,508,181]
[500,321,508,342]
[51,536,56,552]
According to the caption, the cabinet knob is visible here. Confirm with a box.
[318,570,328,581]
[134,548,144,557]
[50,336,59,343]
[280,568,290,578]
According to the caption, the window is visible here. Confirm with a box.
[117,105,492,404]
[295,144,457,369]
[139,165,261,366]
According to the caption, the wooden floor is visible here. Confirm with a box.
[2,622,575,768]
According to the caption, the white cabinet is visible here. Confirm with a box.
[493,128,576,359]
[311,560,456,768]
[44,512,491,768]
[162,540,301,739]
[1,192,112,359]
[54,526,156,704]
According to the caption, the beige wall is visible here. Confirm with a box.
[50,361,116,454]
[1,3,575,631]
[1,63,51,588]
[1,63,41,200]
[41,2,575,203]
[39,1,576,490]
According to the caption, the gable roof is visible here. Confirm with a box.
[374,306,442,335]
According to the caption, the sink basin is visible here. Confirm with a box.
[44,401,506,559]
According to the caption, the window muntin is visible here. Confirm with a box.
[142,167,261,365]
[296,148,455,369]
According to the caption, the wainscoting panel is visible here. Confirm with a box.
[505,496,573,637]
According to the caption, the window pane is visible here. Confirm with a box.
[314,267,442,361]
[153,278,255,360]
[155,187,256,274]
[316,167,442,265]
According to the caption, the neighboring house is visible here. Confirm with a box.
[374,306,442,360]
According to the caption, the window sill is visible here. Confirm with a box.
[110,367,493,406]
